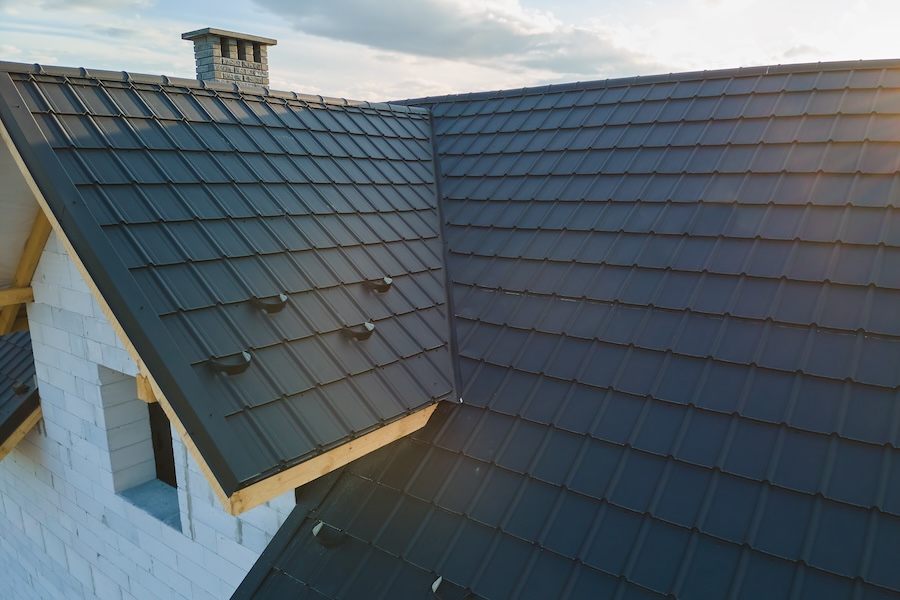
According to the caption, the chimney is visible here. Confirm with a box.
[182,27,277,87]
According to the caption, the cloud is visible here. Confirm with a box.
[252,0,657,78]
[782,44,825,59]
[86,25,143,38]
[0,0,151,9]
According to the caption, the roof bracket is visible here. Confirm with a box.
[311,521,348,548]
[364,276,393,293]
[342,321,375,341]
[250,293,289,313]
[207,350,252,375]
[431,575,476,599]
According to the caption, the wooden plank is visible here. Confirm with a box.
[135,373,158,403]
[0,211,50,334]
[0,287,33,306]
[224,403,439,516]
[0,405,42,461]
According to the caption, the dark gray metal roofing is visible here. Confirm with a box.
[0,62,456,494]
[0,331,38,447]
[236,59,900,599]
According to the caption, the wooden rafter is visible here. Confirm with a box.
[0,287,33,307]
[136,373,158,404]
[0,405,42,461]
[0,211,51,334]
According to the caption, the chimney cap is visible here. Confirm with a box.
[182,27,277,46]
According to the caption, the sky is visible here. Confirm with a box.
[0,0,898,101]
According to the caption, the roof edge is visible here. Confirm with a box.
[0,61,429,116]
[401,57,900,105]
[224,402,441,515]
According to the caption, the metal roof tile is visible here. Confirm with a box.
[755,488,816,561]
[224,61,900,598]
[735,552,796,599]
[826,438,884,508]
[841,385,896,445]
[628,519,691,594]
[439,519,497,584]
[701,473,760,542]
[583,504,643,574]
[772,430,829,494]
[868,515,900,589]
[808,502,869,577]
[678,535,742,599]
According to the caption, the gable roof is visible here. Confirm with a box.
[235,59,900,598]
[0,331,40,460]
[0,62,457,512]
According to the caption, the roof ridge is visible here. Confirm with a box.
[401,57,900,105]
[0,60,429,115]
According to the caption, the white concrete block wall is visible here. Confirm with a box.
[97,367,156,493]
[0,232,293,599]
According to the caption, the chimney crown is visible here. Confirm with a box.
[182,27,277,87]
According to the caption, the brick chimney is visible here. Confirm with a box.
[182,27,277,86]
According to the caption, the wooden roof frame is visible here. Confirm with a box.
[0,201,49,335]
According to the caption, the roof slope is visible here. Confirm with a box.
[236,60,900,599]
[0,331,39,457]
[0,63,456,497]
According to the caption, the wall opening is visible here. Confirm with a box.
[149,402,176,487]
[98,366,180,529]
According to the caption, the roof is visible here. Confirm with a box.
[0,331,39,458]
[236,59,900,599]
[0,62,457,501]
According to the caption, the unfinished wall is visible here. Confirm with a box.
[0,232,293,600]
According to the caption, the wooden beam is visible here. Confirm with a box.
[136,373,158,404]
[224,403,439,516]
[0,287,33,307]
[0,210,51,334]
[0,405,42,461]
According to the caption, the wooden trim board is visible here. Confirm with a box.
[0,405,42,461]
[135,373,158,404]
[0,211,50,334]
[224,403,439,515]
[0,287,33,307]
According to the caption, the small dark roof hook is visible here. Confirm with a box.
[364,276,393,293]
[250,293,289,313]
[206,351,252,375]
[342,321,375,341]
[432,576,476,599]
[312,521,348,548]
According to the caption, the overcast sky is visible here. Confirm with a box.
[1,0,898,101]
